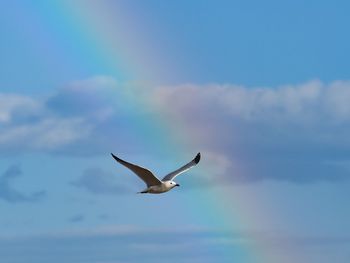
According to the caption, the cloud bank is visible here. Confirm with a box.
[1,77,350,183]
[0,76,148,156]
[150,80,350,183]
[0,226,348,263]
[0,226,247,263]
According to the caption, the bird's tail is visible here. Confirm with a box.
[137,190,148,194]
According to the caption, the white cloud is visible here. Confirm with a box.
[150,80,350,182]
[0,94,40,123]
[0,76,123,154]
[0,118,92,151]
[151,80,350,123]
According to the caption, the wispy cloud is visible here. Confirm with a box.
[0,165,46,203]
[68,214,85,223]
[71,167,131,195]
[46,76,119,120]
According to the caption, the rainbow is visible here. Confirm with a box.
[23,1,303,262]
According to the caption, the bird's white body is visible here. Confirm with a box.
[141,181,178,194]
[111,152,200,194]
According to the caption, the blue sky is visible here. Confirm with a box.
[0,1,350,263]
[123,0,350,85]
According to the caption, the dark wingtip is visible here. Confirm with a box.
[111,153,118,160]
[194,152,201,164]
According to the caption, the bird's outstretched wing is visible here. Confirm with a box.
[111,153,162,187]
[162,153,201,181]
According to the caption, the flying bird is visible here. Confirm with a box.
[111,152,201,194]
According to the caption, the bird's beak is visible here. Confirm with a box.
[175,184,180,187]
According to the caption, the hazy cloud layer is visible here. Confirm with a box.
[1,77,350,183]
[0,226,348,263]
[0,227,245,263]
[0,165,46,203]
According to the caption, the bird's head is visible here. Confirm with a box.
[167,181,180,188]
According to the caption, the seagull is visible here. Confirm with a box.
[111,152,201,194]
